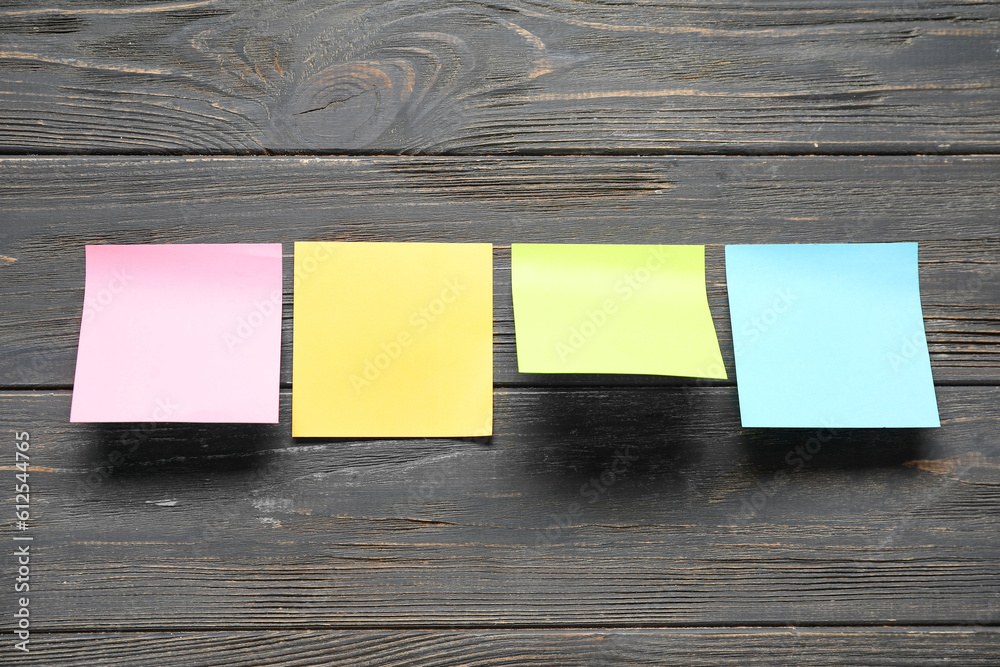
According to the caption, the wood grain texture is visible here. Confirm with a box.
[1,0,997,662]
[12,628,1000,666]
[2,386,999,630]
[0,0,998,154]
[0,155,997,387]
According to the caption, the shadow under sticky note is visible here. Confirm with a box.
[725,242,940,428]
[510,244,726,379]
[292,242,493,437]
[70,244,283,423]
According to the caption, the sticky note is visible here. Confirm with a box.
[70,244,283,423]
[510,244,727,378]
[725,242,940,428]
[292,242,493,437]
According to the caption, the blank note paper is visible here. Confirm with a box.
[725,242,940,428]
[510,244,727,378]
[292,242,493,437]
[70,244,283,423]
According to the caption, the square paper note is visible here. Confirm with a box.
[725,242,939,428]
[70,244,283,423]
[510,244,727,378]
[292,242,493,437]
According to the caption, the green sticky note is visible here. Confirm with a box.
[511,244,727,378]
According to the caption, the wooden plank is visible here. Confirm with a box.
[1,156,997,386]
[13,628,1000,666]
[3,386,999,629]
[0,1,998,154]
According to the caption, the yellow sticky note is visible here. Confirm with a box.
[511,244,727,378]
[292,242,493,437]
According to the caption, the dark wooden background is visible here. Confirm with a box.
[1,1,999,664]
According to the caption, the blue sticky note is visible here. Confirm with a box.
[725,243,940,428]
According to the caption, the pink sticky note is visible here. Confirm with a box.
[70,244,283,423]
